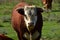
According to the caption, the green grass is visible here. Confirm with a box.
[42,21,60,40]
[0,1,60,40]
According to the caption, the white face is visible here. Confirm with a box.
[24,5,37,31]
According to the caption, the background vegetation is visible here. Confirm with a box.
[0,0,60,40]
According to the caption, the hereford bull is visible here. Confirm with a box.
[42,0,53,12]
[0,34,13,40]
[11,2,43,40]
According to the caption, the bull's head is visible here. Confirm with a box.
[17,5,43,31]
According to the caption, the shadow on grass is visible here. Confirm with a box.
[0,25,4,27]
[52,9,60,12]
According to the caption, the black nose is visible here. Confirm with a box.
[28,22,34,26]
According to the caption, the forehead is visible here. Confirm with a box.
[24,5,36,9]
[24,5,37,15]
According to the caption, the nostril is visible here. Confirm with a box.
[28,22,34,25]
[28,23,30,25]
[32,22,34,24]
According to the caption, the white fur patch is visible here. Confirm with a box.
[23,31,40,40]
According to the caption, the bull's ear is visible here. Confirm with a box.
[37,8,43,13]
[17,8,24,15]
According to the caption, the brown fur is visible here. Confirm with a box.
[42,0,53,10]
[11,2,43,40]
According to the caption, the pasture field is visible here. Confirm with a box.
[0,0,60,40]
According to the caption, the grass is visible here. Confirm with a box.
[42,21,60,40]
[0,0,60,40]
